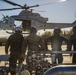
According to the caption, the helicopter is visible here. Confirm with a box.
[0,0,76,32]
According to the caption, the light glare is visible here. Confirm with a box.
[59,0,67,2]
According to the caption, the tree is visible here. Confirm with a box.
[41,31,52,39]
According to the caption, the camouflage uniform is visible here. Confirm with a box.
[22,33,45,54]
[5,32,24,75]
[69,26,76,64]
[44,28,69,64]
[22,33,45,64]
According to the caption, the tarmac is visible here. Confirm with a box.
[0,45,72,75]
[0,45,72,65]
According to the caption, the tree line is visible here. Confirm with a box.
[0,29,73,46]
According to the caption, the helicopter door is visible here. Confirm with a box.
[22,20,31,31]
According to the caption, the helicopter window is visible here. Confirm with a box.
[14,20,22,28]
[2,16,9,23]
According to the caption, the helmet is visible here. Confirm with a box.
[73,26,76,32]
[30,27,37,33]
[54,27,61,33]
[15,26,22,33]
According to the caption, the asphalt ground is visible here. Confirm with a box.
[0,45,72,75]
[0,45,72,65]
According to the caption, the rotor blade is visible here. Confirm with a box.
[0,6,39,11]
[2,0,23,7]
[0,8,22,11]
[26,4,39,9]
[31,9,45,12]
[38,0,69,6]
[1,0,39,9]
